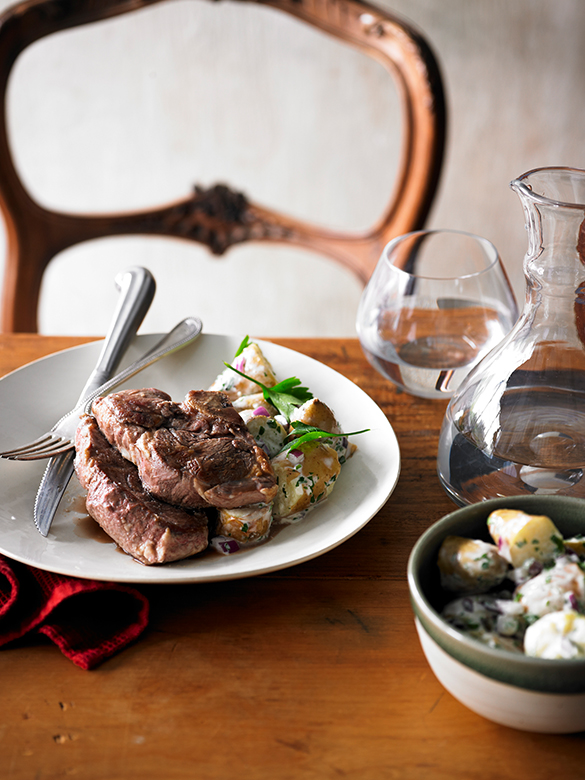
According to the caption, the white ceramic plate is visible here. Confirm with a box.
[0,334,400,583]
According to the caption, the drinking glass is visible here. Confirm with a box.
[356,230,518,399]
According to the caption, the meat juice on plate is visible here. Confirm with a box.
[359,300,512,398]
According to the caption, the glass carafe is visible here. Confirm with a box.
[438,166,585,504]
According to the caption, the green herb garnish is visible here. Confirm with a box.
[551,534,565,554]
[233,335,251,358]
[279,422,369,454]
[224,363,313,421]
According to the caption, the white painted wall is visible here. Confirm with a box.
[1,0,584,337]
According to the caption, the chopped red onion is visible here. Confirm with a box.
[211,536,241,555]
[527,560,544,578]
[287,449,304,465]
[234,358,245,372]
[253,406,270,416]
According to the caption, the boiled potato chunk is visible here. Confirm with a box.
[210,342,277,400]
[290,398,341,434]
[515,557,585,617]
[524,610,585,659]
[289,398,357,463]
[243,414,288,458]
[232,393,278,417]
[271,442,341,519]
[487,508,563,567]
[216,503,273,544]
[564,536,585,557]
[437,535,509,594]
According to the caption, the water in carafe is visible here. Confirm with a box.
[438,167,585,503]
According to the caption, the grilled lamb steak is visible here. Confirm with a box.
[74,415,208,565]
[91,388,278,509]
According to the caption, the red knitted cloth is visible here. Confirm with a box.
[0,555,149,670]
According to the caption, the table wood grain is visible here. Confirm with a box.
[0,334,583,779]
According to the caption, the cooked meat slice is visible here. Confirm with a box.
[89,387,208,509]
[88,387,181,461]
[74,415,208,565]
[91,388,278,509]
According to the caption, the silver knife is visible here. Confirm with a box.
[32,315,203,537]
[33,266,156,536]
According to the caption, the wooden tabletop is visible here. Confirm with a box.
[0,334,583,779]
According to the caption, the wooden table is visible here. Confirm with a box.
[0,334,583,779]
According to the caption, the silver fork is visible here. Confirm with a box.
[0,316,203,461]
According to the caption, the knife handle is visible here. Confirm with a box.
[77,266,156,401]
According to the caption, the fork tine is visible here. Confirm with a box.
[8,442,74,460]
[0,436,73,460]
[0,433,57,458]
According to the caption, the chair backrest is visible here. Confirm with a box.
[0,0,446,332]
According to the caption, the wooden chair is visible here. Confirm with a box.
[0,0,446,333]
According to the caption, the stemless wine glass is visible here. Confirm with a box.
[356,230,518,399]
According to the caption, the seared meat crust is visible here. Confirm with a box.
[91,388,278,509]
[74,415,208,565]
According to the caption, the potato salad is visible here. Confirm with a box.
[208,338,362,554]
[438,508,585,659]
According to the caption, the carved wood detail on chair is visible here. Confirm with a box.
[0,0,446,332]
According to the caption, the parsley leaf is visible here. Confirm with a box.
[279,422,369,454]
[233,335,251,358]
[551,534,565,554]
[224,363,313,420]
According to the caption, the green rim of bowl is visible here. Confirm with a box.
[407,495,585,694]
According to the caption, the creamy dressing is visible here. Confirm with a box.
[439,510,585,658]
[206,340,355,556]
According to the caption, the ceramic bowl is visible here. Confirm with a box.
[407,494,585,733]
